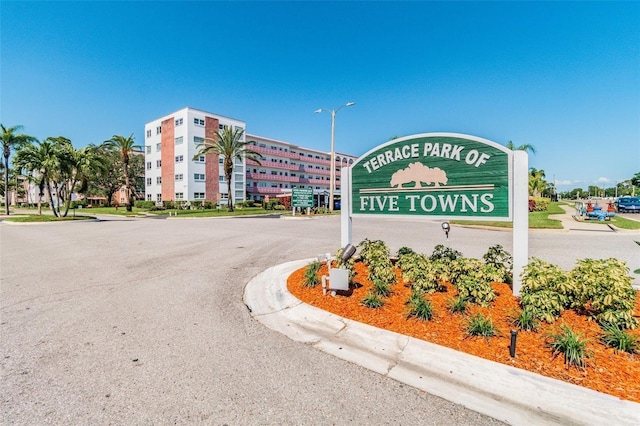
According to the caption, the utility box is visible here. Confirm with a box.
[322,267,349,296]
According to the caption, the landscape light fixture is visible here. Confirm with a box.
[341,243,357,261]
[314,102,356,212]
[441,221,451,239]
[510,330,518,358]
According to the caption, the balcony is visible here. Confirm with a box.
[246,187,287,194]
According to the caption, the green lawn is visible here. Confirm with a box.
[601,216,640,230]
[451,202,564,229]
[151,207,287,217]
[4,214,96,222]
[78,206,144,216]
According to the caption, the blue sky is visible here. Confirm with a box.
[2,1,639,191]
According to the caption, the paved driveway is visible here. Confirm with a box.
[1,216,638,424]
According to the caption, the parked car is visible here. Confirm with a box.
[615,196,640,213]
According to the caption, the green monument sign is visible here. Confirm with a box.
[350,133,512,220]
[292,187,314,208]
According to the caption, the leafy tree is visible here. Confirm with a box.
[102,134,141,212]
[528,168,547,197]
[1,124,36,214]
[14,139,60,215]
[506,141,537,155]
[194,126,262,212]
[85,147,125,207]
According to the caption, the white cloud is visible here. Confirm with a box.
[555,179,577,186]
[595,177,612,184]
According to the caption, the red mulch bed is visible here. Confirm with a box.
[287,261,640,403]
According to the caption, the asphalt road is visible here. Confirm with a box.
[1,215,638,424]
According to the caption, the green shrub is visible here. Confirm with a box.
[483,244,513,284]
[509,308,540,331]
[547,325,591,368]
[135,200,156,209]
[361,292,384,309]
[456,276,496,307]
[529,197,550,212]
[397,246,416,257]
[520,258,571,323]
[449,258,484,285]
[465,313,498,338]
[242,200,256,207]
[600,323,639,354]
[372,278,391,297]
[447,296,468,314]
[569,258,637,329]
[406,294,434,321]
[358,239,396,287]
[163,201,176,209]
[398,253,441,294]
[429,244,462,265]
[303,261,321,288]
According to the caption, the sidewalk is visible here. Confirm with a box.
[244,259,640,426]
[549,204,616,233]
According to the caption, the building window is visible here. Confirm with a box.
[156,194,162,202]
[175,192,184,200]
[194,192,205,199]
[156,177,162,184]
[175,155,183,163]
[156,160,162,167]
[175,136,183,145]
[218,124,224,130]
[146,162,151,170]
[156,126,161,135]
[146,145,151,154]
[194,118,205,126]
[175,118,183,126]
[147,194,152,201]
[219,175,225,182]
[156,143,161,152]
[195,155,205,162]
[219,158,223,164]
[175,174,183,181]
[194,136,204,144]
[146,129,151,138]
[146,178,152,186]
[194,173,205,181]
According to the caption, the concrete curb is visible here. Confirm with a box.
[244,259,640,426]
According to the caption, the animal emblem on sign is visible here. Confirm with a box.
[389,162,448,188]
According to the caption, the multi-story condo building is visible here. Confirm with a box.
[144,107,247,205]
[145,107,357,207]
[245,134,356,205]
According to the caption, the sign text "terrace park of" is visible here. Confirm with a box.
[350,133,512,219]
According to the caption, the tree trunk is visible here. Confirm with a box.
[46,180,58,217]
[4,153,10,215]
[124,160,132,212]
[226,163,233,212]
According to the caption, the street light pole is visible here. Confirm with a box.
[315,102,355,212]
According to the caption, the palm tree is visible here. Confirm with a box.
[102,134,140,212]
[528,168,547,197]
[194,126,263,212]
[1,124,36,214]
[14,139,59,215]
[506,141,537,155]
